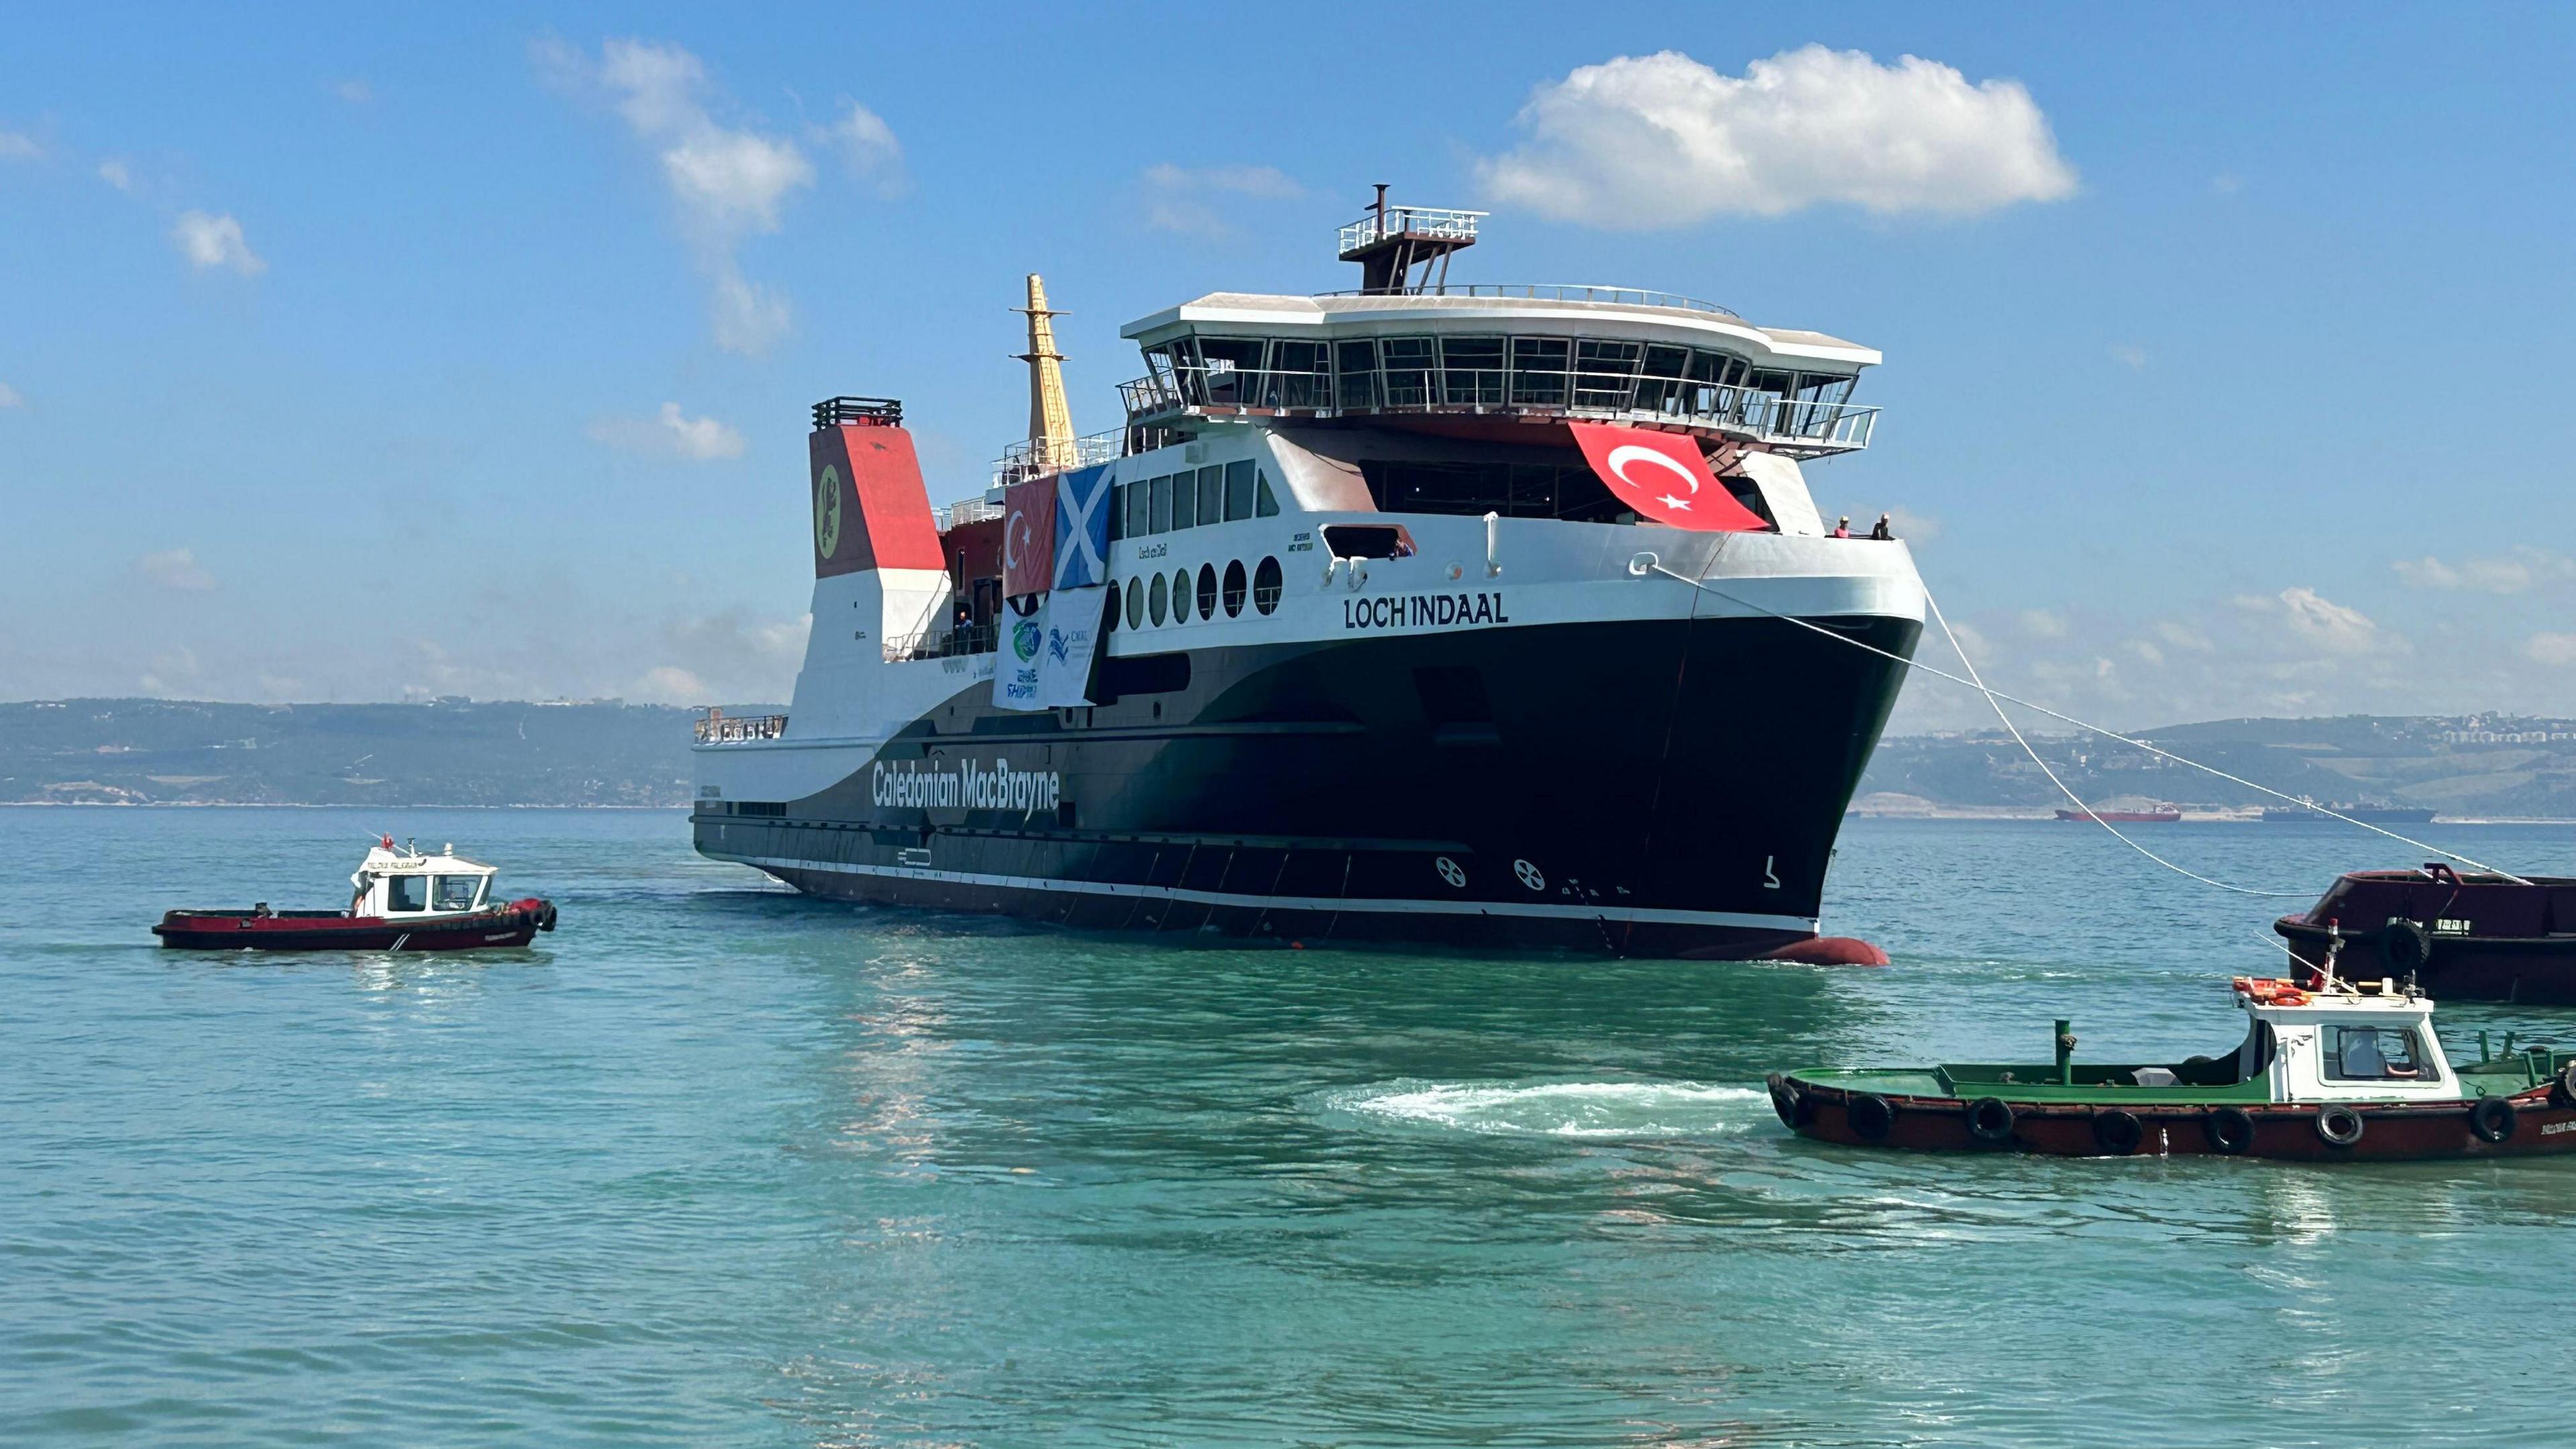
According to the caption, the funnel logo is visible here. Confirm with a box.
[1012,619,1041,662]
[813,465,843,559]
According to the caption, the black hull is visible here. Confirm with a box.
[696,614,1918,956]
[2277,919,2576,1005]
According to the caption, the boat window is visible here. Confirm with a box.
[1510,337,1570,406]
[1150,474,1173,533]
[1195,466,1223,528]
[1125,578,1143,630]
[1271,341,1331,409]
[1222,559,1248,616]
[2326,1026,2436,1082]
[1253,556,1283,614]
[1254,471,1280,517]
[1574,339,1641,409]
[1358,458,1626,524]
[1322,524,1415,560]
[385,875,428,913]
[1171,467,1195,529]
[1199,337,1267,405]
[1382,337,1435,407]
[1195,564,1218,620]
[433,875,482,911]
[1440,335,1506,406]
[1335,339,1379,409]
[2236,1020,2277,1083]
[1125,479,1150,539]
[1171,569,1192,622]
[1223,460,1254,521]
[1148,572,1168,627]
[1107,483,1124,542]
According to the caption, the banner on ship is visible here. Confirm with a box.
[1566,422,1767,532]
[1051,462,1114,591]
[991,586,1105,710]
[1002,478,1057,598]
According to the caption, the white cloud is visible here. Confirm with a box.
[540,37,816,354]
[0,382,21,409]
[1143,163,1303,237]
[822,102,903,191]
[0,131,40,162]
[2153,621,2215,653]
[172,211,266,274]
[2019,608,2068,638]
[140,646,202,696]
[587,401,747,460]
[2211,172,2245,195]
[335,79,372,104]
[97,158,133,191]
[2394,547,2576,594]
[2243,586,2383,656]
[2110,343,2147,370]
[1478,46,2077,227]
[138,547,218,592]
[2528,633,2576,667]
[631,665,708,704]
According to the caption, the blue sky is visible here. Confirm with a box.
[4,3,2572,729]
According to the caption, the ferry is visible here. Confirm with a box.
[691,195,1923,957]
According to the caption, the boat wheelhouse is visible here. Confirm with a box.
[2275,863,2576,1003]
[690,195,1924,957]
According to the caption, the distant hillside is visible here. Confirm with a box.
[0,699,702,806]
[1857,714,2576,818]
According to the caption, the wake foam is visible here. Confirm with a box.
[1324,1080,1768,1139]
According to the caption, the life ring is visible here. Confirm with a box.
[1964,1096,2016,1145]
[2470,1095,2517,1144]
[2315,1105,2367,1147]
[2378,920,2432,976]
[2092,1108,2144,1156]
[2205,1107,2256,1155]
[1766,1074,1805,1130]
[1848,1092,1896,1142]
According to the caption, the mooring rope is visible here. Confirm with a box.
[1645,561,2531,885]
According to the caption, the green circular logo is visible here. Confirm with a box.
[814,465,843,559]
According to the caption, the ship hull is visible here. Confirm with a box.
[694,612,1917,956]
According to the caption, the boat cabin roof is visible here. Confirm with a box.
[1121,290,1879,370]
[2232,975,2432,1024]
[353,839,496,879]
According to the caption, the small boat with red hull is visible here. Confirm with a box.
[1769,969,2576,1161]
[2273,865,2576,1004]
[153,838,558,953]
[2053,802,2180,823]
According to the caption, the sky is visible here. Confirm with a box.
[4,3,2573,731]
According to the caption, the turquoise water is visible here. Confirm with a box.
[5,808,2574,1447]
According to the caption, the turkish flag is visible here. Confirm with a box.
[1568,423,1768,531]
[1002,478,1057,597]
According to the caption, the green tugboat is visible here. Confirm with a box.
[1770,951,2576,1161]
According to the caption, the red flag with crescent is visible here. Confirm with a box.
[1002,478,1057,597]
[1566,423,1767,531]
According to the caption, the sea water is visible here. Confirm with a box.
[3,807,2573,1447]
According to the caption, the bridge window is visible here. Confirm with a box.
[1271,341,1330,409]
[1574,339,1641,409]
[1382,337,1434,407]
[1510,337,1570,406]
[1223,459,1254,520]
[1335,339,1378,409]
[1440,335,1506,406]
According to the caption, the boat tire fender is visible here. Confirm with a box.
[2470,1095,2517,1145]
[2557,1062,2576,1110]
[2378,920,2432,975]
[538,902,558,933]
[2091,1108,2144,1156]
[2205,1107,2256,1155]
[1964,1096,2015,1145]
[2315,1105,2367,1148]
[1766,1074,1812,1130]
[1848,1092,1896,1142]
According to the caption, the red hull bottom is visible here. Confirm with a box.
[1771,1076,2576,1161]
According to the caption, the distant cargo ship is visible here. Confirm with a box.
[2055,804,2181,824]
[2262,802,2436,824]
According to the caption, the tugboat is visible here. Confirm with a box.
[152,837,558,952]
[1769,952,2576,1160]
[2274,864,2576,1004]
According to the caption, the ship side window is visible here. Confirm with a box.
[1148,572,1169,626]
[1335,339,1379,410]
[1440,335,1506,406]
[1254,470,1280,517]
[1108,484,1125,542]
[1170,569,1191,622]
[1171,468,1196,530]
[1222,460,1254,521]
[1222,559,1247,616]
[1150,474,1173,533]
[2326,1026,2436,1082]
[385,875,428,913]
[433,875,482,910]
[1381,337,1434,407]
[1126,479,1150,539]
[1195,564,1218,621]
[1126,577,1144,629]
[1196,466,1224,527]
[1252,556,1283,614]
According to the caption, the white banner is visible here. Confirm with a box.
[1034,586,1105,708]
[993,608,1046,711]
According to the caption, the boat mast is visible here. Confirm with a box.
[1014,274,1078,474]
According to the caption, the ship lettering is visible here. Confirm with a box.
[873,757,1061,813]
[1342,592,1509,631]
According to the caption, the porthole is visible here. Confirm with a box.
[1171,569,1191,623]
[1196,563,1218,621]
[1222,559,1247,616]
[1148,572,1168,626]
[1126,577,1144,630]
[1253,556,1283,614]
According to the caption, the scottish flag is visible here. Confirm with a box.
[1053,462,1114,590]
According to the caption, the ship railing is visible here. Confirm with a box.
[881,622,999,663]
[991,429,1124,490]
[693,708,789,745]
[1313,282,1739,318]
[1336,206,1485,254]
[934,497,1006,531]
[1120,364,1875,454]
[811,395,904,429]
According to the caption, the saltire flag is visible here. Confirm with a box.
[1052,462,1114,590]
